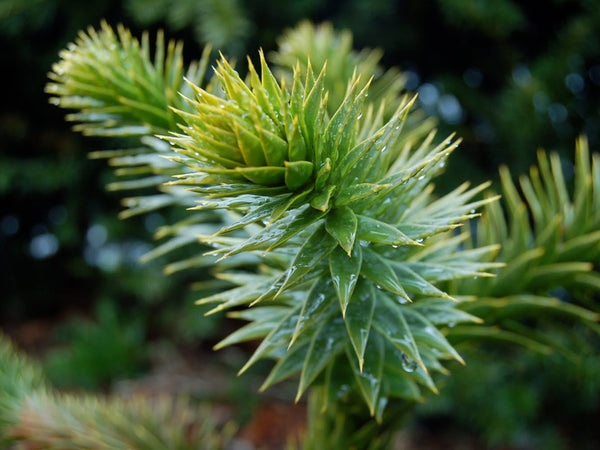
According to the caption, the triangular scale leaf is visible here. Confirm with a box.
[391,263,453,299]
[219,206,324,258]
[276,226,338,297]
[284,160,314,190]
[321,78,367,168]
[402,309,464,364]
[334,183,390,208]
[348,331,385,415]
[214,319,279,350]
[235,166,285,186]
[289,279,336,348]
[232,121,266,166]
[372,293,426,372]
[213,195,291,235]
[410,304,482,326]
[361,247,410,301]
[325,206,358,255]
[310,185,337,212]
[297,318,346,401]
[344,279,375,371]
[329,245,363,316]
[383,372,421,402]
[261,338,311,391]
[287,115,307,161]
[238,310,299,375]
[356,215,420,246]
[270,188,313,222]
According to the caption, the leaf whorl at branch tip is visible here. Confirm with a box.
[168,38,501,413]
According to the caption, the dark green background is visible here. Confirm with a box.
[1,1,599,447]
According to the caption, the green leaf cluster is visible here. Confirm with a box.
[164,38,500,416]
[46,21,600,432]
[451,136,600,353]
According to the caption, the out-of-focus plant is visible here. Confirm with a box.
[124,0,251,56]
[421,136,600,448]
[271,21,409,119]
[0,333,47,448]
[32,20,600,449]
[0,333,233,449]
[449,136,600,351]
[43,300,148,390]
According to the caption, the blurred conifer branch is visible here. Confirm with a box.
[0,333,233,449]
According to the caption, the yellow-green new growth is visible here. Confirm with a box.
[169,50,501,415]
[46,22,522,419]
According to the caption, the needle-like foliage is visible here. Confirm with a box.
[46,21,227,273]
[165,47,501,415]
[46,21,600,440]
[0,334,233,449]
[0,333,48,447]
[45,20,214,212]
[271,21,409,118]
[450,136,600,352]
[49,22,500,416]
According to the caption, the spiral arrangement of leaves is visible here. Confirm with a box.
[45,21,599,424]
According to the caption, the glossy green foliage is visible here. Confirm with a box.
[169,45,500,414]
[451,136,600,353]
[49,22,500,416]
[46,22,213,214]
[47,21,600,424]
[47,20,210,135]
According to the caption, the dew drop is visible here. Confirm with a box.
[401,353,417,372]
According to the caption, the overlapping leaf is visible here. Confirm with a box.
[451,137,600,352]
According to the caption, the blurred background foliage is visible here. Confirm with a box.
[1,0,599,447]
